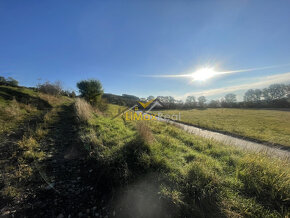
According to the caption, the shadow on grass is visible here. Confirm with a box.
[0,86,51,110]
[9,104,225,217]
[0,110,50,210]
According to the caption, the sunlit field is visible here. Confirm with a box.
[1,84,289,217]
[74,103,290,217]
[2,0,290,216]
[157,108,290,147]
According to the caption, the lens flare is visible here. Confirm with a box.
[191,67,216,81]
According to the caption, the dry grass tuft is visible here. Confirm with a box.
[17,136,39,149]
[0,98,21,119]
[74,98,94,123]
[136,121,154,144]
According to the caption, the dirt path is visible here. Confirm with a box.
[1,103,112,217]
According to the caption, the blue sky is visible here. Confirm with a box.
[1,0,290,101]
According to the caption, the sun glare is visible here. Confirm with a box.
[191,67,216,81]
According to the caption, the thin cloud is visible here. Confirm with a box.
[141,63,290,80]
[183,72,290,98]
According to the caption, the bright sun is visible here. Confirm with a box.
[191,67,217,81]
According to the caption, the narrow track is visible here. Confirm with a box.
[142,112,290,159]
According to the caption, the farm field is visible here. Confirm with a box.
[156,108,290,147]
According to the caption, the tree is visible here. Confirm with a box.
[198,96,206,108]
[0,76,19,86]
[77,79,104,105]
[244,89,255,102]
[254,89,262,101]
[70,91,76,98]
[263,84,287,101]
[286,85,290,103]
[0,76,6,85]
[225,93,236,103]
[244,89,262,103]
[38,81,62,96]
[208,100,220,108]
[168,96,175,108]
[185,96,196,108]
[224,93,237,107]
[6,77,19,86]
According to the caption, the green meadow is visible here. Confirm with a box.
[1,86,289,217]
[75,100,290,217]
[157,108,290,147]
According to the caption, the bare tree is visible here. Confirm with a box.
[208,99,221,108]
[223,93,236,107]
[38,81,62,96]
[198,96,206,108]
[185,96,196,108]
[263,84,287,101]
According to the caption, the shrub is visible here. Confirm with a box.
[77,79,103,106]
[38,81,62,96]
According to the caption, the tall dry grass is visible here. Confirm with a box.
[136,121,154,144]
[3,98,21,117]
[0,97,36,120]
[74,98,94,123]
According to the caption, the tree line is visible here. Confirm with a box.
[2,75,289,109]
[103,83,290,109]
[161,83,290,109]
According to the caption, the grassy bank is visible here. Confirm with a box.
[156,108,290,147]
[0,86,73,209]
[75,102,290,217]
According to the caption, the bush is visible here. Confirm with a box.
[38,81,62,96]
[61,90,76,97]
[0,76,19,86]
[77,79,103,106]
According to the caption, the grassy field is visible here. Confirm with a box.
[1,88,289,217]
[156,108,290,147]
[75,101,290,217]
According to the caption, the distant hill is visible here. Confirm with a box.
[103,93,140,106]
